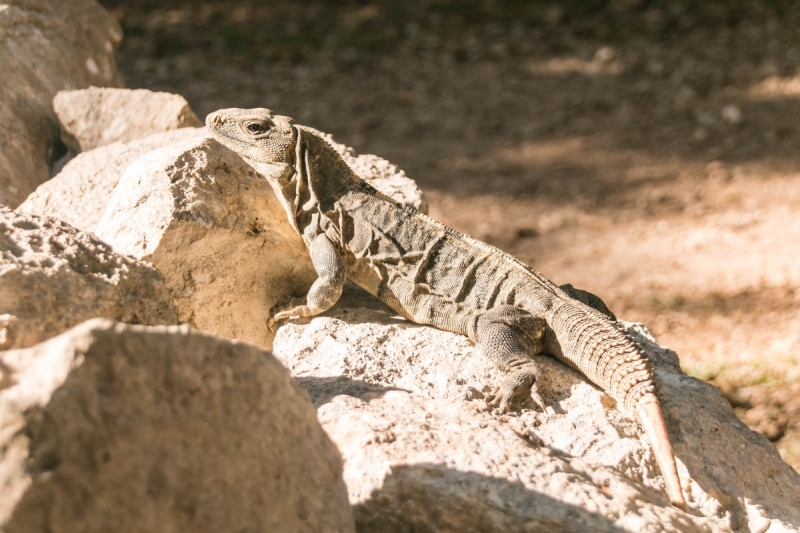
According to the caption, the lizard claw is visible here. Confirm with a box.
[485,387,512,413]
[266,298,304,333]
[486,381,548,414]
[266,311,293,333]
[531,389,547,413]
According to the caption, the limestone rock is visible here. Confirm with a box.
[0,0,122,207]
[93,131,426,349]
[19,128,208,232]
[273,292,800,532]
[0,319,355,533]
[94,135,318,349]
[0,206,178,350]
[53,87,203,153]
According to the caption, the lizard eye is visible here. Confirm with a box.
[243,121,270,136]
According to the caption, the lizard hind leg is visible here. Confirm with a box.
[469,305,548,413]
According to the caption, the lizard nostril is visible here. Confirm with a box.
[213,114,223,127]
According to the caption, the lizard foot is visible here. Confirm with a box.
[266,297,308,332]
[469,305,547,413]
[486,361,545,413]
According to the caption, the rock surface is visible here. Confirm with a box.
[92,130,426,349]
[273,287,800,533]
[0,0,122,207]
[94,135,318,349]
[53,87,203,152]
[19,128,207,232]
[0,319,355,533]
[0,206,178,350]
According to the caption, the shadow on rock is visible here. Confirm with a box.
[353,463,630,533]
[296,375,406,408]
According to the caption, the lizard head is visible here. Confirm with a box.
[206,108,296,173]
[206,108,303,230]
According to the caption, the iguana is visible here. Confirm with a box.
[206,108,687,509]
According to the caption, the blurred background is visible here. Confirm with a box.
[97,0,800,470]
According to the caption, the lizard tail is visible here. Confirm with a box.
[546,300,686,509]
[637,394,687,510]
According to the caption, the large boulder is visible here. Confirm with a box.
[94,135,318,349]
[0,0,122,207]
[18,128,208,232]
[92,130,426,349]
[273,287,800,532]
[0,206,178,350]
[53,87,203,152]
[0,319,355,532]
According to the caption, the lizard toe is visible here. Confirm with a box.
[486,384,521,413]
[530,387,547,412]
[485,387,505,410]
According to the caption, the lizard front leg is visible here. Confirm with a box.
[269,232,346,330]
[468,305,548,413]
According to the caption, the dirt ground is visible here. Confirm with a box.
[99,0,800,470]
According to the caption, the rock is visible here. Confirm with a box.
[342,153,428,214]
[53,87,204,152]
[0,0,122,207]
[0,319,355,533]
[93,129,426,349]
[273,293,800,532]
[94,135,318,350]
[0,206,178,350]
[19,128,208,232]
[321,393,711,533]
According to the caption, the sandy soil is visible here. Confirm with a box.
[100,0,800,470]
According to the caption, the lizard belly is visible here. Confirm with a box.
[345,254,469,334]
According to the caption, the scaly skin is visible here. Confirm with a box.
[206,108,687,509]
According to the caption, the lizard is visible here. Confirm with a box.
[206,108,687,510]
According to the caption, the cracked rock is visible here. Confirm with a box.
[53,87,203,152]
[19,128,208,232]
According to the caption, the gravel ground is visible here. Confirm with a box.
[99,0,800,470]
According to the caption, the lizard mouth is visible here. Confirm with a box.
[205,114,250,151]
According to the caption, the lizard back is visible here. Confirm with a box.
[332,186,655,413]
[333,186,558,332]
